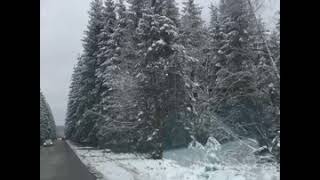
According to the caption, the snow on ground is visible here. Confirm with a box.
[68,139,279,180]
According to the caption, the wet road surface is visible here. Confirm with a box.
[40,140,96,180]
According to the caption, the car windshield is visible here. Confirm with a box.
[41,0,280,180]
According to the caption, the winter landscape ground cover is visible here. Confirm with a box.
[68,138,279,180]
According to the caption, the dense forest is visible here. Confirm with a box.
[65,0,280,161]
[40,90,57,145]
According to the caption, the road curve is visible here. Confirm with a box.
[40,140,96,180]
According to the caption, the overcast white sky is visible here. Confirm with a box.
[40,0,279,126]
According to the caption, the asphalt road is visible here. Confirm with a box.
[40,140,96,180]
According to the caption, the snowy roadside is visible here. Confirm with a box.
[68,139,279,180]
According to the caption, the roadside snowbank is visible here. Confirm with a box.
[68,139,279,180]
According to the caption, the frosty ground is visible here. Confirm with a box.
[68,138,279,180]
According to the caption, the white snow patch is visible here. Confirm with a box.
[156,39,166,45]
[68,139,279,180]
[205,137,221,152]
[193,82,200,87]
[268,83,274,88]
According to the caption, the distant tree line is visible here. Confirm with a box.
[65,0,280,160]
[40,90,56,145]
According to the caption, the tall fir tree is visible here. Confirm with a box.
[127,0,148,28]
[40,90,56,144]
[95,0,117,114]
[65,56,83,139]
[135,0,192,158]
[95,0,140,150]
[40,91,49,144]
[179,0,213,144]
[180,0,204,49]
[207,0,279,147]
[66,0,104,145]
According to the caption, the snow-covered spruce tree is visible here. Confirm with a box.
[67,0,104,145]
[178,0,215,144]
[46,101,57,139]
[82,0,149,152]
[94,0,141,151]
[242,3,280,152]
[134,0,192,158]
[94,0,117,115]
[154,0,192,150]
[114,0,132,67]
[200,3,223,101]
[156,0,180,27]
[179,0,207,76]
[134,5,163,159]
[125,0,149,70]
[40,91,49,144]
[180,0,205,49]
[258,11,279,159]
[80,0,118,146]
[65,56,86,140]
[210,0,260,144]
[40,91,56,144]
[182,3,222,145]
[66,0,142,150]
[110,0,138,74]
[206,0,280,148]
[271,11,280,72]
[127,0,148,29]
